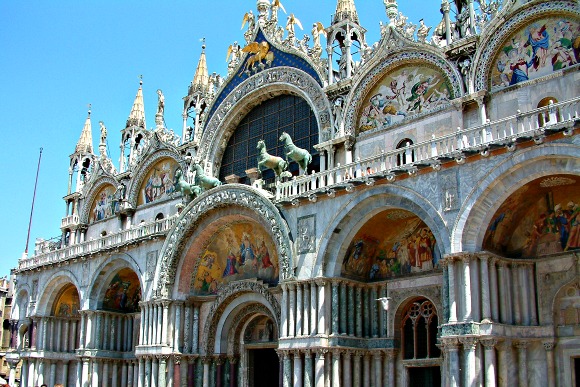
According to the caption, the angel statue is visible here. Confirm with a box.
[156,89,165,116]
[99,121,107,145]
[242,11,256,43]
[226,42,241,74]
[285,13,303,42]
[311,22,326,48]
[270,0,286,25]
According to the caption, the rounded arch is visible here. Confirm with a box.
[344,49,463,136]
[154,184,293,298]
[317,185,450,279]
[79,176,119,224]
[87,254,144,310]
[472,1,579,92]
[201,280,280,356]
[35,270,81,316]
[125,149,184,208]
[228,305,277,356]
[12,288,29,321]
[197,67,332,174]
[453,144,580,253]
[552,277,580,328]
[393,296,441,360]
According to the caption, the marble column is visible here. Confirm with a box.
[331,350,340,386]
[289,283,296,338]
[461,337,477,387]
[173,356,181,387]
[102,360,110,386]
[315,349,326,387]
[49,361,57,387]
[192,305,200,353]
[339,282,347,335]
[480,254,492,321]
[362,353,371,386]
[447,257,458,322]
[512,264,522,325]
[294,351,303,387]
[481,339,498,387]
[139,357,146,387]
[528,265,538,325]
[496,340,510,387]
[351,352,361,387]
[283,351,292,387]
[37,360,45,386]
[28,358,35,387]
[497,263,509,324]
[515,341,528,387]
[229,356,237,387]
[95,313,103,350]
[348,283,355,336]
[462,255,473,321]
[296,283,303,337]
[20,358,28,387]
[316,280,326,335]
[342,351,352,387]
[183,305,191,353]
[384,350,397,387]
[281,283,288,338]
[519,265,530,325]
[331,281,339,336]
[203,358,210,387]
[373,352,382,387]
[162,301,170,346]
[543,341,556,387]
[151,357,159,387]
[159,356,168,387]
[309,281,317,335]
[370,287,378,337]
[81,357,90,387]
[446,340,460,387]
[355,286,363,337]
[7,359,18,387]
[304,351,313,387]
[489,258,500,321]
[303,283,310,336]
[115,361,122,387]
[91,359,100,387]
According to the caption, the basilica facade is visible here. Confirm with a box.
[6,0,580,386]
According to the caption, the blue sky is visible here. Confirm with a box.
[0,0,442,277]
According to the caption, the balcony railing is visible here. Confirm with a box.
[61,214,79,229]
[18,216,177,271]
[16,97,579,271]
[275,97,579,200]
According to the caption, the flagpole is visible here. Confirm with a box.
[24,147,43,256]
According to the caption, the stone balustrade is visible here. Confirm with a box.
[275,96,579,200]
[17,215,177,271]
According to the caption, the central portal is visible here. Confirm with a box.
[248,348,279,386]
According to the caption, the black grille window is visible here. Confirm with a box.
[219,94,319,185]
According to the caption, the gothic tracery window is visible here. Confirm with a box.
[401,298,440,360]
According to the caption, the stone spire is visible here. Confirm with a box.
[192,43,209,90]
[333,0,359,24]
[75,108,94,154]
[126,79,146,129]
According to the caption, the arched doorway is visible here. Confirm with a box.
[537,97,559,127]
[396,138,415,166]
[243,315,279,386]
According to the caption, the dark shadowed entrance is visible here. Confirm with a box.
[408,366,441,387]
[248,348,279,386]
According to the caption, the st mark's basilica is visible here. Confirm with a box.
[4,0,580,386]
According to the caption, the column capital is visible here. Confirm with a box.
[459,337,478,350]
[174,355,181,364]
[316,348,328,357]
[513,340,529,350]
[542,341,556,351]
[228,356,238,364]
[480,338,498,348]
[158,355,170,363]
[342,350,352,360]
[303,350,313,359]
[315,278,327,287]
[383,348,398,359]
[441,338,460,351]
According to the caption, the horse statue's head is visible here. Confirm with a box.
[257,140,266,150]
[279,132,290,143]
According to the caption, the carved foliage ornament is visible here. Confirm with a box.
[155,185,293,297]
[198,67,332,164]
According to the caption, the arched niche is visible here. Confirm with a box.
[356,63,453,134]
[482,174,580,258]
[52,284,81,317]
[341,208,442,281]
[89,183,117,223]
[100,268,142,313]
[473,1,580,92]
[188,220,279,296]
[136,157,179,206]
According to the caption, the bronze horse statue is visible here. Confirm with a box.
[257,140,288,177]
[173,169,202,202]
[279,132,312,173]
[192,162,222,190]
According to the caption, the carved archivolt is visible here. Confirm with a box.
[388,284,442,337]
[126,150,183,208]
[197,66,332,172]
[473,1,579,92]
[201,280,280,355]
[344,51,463,136]
[154,185,293,297]
[79,176,119,224]
[229,304,276,356]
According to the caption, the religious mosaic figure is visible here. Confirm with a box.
[491,18,579,90]
[358,66,451,132]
